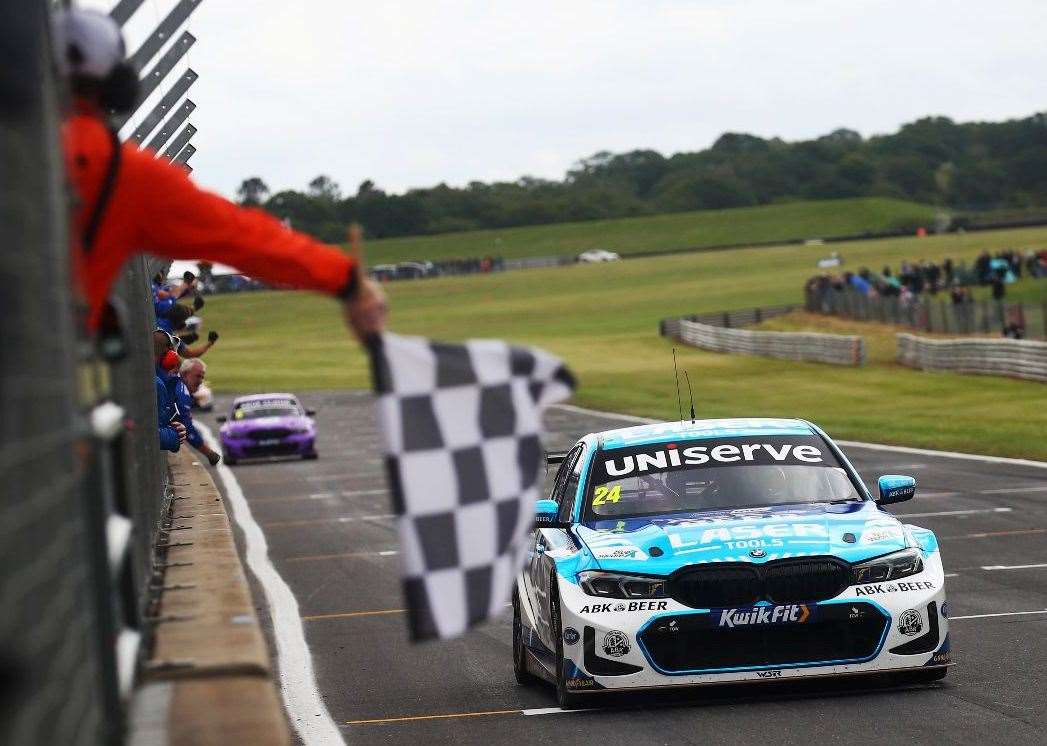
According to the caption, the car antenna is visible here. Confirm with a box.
[672,347,683,422]
[683,370,696,424]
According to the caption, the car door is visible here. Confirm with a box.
[528,444,583,647]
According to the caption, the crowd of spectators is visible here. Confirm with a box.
[806,247,1046,338]
[808,247,1047,305]
[151,268,223,462]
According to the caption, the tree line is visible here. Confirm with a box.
[236,111,1047,243]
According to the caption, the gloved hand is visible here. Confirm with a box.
[207,330,219,343]
[206,451,221,466]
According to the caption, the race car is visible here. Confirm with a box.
[513,418,950,708]
[217,393,317,465]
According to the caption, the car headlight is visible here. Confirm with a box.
[577,571,667,599]
[852,548,923,584]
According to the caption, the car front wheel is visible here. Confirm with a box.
[550,574,586,709]
[512,590,536,686]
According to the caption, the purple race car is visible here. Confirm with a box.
[217,393,317,465]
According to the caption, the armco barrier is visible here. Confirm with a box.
[672,319,865,366]
[897,333,1047,382]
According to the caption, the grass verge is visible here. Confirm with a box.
[201,225,1047,459]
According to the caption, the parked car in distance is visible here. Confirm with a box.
[578,250,621,263]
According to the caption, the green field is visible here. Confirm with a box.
[202,225,1047,459]
[364,197,935,263]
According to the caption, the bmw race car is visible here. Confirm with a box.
[217,394,317,464]
[513,418,950,708]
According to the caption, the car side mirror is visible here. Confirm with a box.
[306,409,316,417]
[877,475,916,504]
[216,415,227,423]
[534,499,565,528]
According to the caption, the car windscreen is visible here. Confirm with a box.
[232,399,299,420]
[584,435,862,520]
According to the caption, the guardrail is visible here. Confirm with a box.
[669,318,865,366]
[897,333,1047,382]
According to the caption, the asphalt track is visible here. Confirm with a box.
[202,391,1047,745]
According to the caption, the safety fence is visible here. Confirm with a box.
[807,285,1047,340]
[2,10,169,744]
[897,334,1047,382]
[667,318,865,366]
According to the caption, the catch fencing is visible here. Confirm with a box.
[807,285,1047,340]
[668,318,865,366]
[897,334,1047,382]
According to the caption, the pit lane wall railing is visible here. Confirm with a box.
[897,334,1047,382]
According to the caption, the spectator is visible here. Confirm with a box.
[153,330,185,452]
[54,9,386,342]
[176,359,221,465]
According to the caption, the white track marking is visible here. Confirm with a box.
[944,573,960,577]
[523,707,595,716]
[951,609,1047,620]
[981,563,1047,571]
[894,507,1012,518]
[341,488,388,497]
[307,472,383,482]
[198,423,344,746]
[552,404,1047,470]
[980,485,1047,494]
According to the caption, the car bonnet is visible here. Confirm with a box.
[574,501,913,575]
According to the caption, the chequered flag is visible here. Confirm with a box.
[370,332,576,641]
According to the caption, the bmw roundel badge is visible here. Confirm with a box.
[749,548,766,558]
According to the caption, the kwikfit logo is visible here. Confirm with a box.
[718,604,811,628]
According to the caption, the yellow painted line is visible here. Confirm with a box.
[944,527,1047,540]
[346,708,522,725]
[301,609,405,621]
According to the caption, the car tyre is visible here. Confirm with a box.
[302,452,318,460]
[512,590,536,686]
[223,451,237,466]
[550,574,587,710]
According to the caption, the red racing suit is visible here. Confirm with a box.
[63,105,356,329]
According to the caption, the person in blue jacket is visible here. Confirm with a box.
[174,358,221,465]
[154,330,186,452]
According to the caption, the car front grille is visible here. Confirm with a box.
[243,443,301,457]
[249,427,294,440]
[668,557,852,608]
[638,602,887,673]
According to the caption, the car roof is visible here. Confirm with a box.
[595,418,817,449]
[232,393,298,405]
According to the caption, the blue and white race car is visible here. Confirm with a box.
[513,418,950,707]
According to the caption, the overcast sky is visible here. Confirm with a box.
[85,0,1045,200]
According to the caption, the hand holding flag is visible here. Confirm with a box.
[344,223,388,342]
